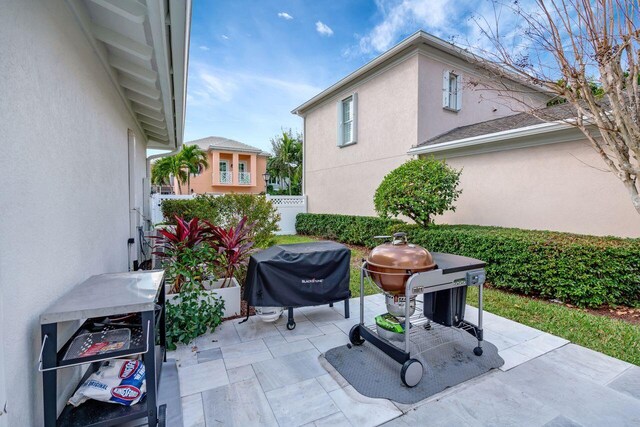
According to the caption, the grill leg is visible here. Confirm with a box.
[286,307,296,330]
[344,297,350,319]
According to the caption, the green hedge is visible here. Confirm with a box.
[296,213,403,248]
[161,194,280,248]
[295,213,640,308]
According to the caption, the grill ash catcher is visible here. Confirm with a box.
[349,233,486,387]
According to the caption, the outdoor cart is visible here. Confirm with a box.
[349,247,486,387]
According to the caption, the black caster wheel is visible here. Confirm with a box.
[349,325,365,346]
[286,321,296,330]
[474,346,483,356]
[401,359,423,387]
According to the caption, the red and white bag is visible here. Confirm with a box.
[68,359,146,407]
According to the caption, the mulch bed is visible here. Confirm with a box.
[583,306,640,325]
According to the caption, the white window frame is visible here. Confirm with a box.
[442,70,462,112]
[337,92,358,147]
[238,160,247,173]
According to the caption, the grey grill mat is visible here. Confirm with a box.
[324,328,504,404]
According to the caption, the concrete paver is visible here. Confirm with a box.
[170,294,639,427]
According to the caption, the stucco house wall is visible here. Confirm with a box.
[0,1,153,425]
[434,139,640,238]
[416,52,548,143]
[302,44,546,217]
[187,152,268,195]
[304,55,420,216]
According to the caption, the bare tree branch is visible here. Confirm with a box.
[467,0,640,214]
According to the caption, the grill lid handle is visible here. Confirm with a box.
[392,232,407,245]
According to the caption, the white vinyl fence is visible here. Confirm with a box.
[150,193,307,235]
[266,195,307,235]
[150,193,195,225]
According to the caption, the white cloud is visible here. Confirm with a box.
[199,45,210,51]
[315,21,334,37]
[221,34,229,40]
[278,12,293,20]
[198,70,237,103]
[358,0,450,53]
[187,63,321,108]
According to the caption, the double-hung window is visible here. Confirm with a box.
[337,93,358,146]
[442,70,462,111]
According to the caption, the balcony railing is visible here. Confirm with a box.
[219,171,232,184]
[239,172,251,185]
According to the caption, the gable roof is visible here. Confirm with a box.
[187,136,270,156]
[406,103,585,157]
[419,103,577,147]
[292,30,548,116]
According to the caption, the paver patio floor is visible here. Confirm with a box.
[169,294,640,427]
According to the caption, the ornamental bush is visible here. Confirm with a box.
[374,158,462,227]
[295,213,640,308]
[161,194,280,248]
[295,213,403,247]
[166,287,224,350]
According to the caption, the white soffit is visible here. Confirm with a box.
[65,0,191,150]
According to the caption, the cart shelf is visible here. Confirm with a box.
[40,270,167,427]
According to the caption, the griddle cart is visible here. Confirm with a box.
[244,241,351,329]
[39,270,167,426]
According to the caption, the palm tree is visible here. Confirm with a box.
[268,130,302,195]
[151,155,188,194]
[179,144,209,193]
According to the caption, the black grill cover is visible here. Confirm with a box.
[244,241,351,307]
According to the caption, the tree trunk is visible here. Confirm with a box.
[624,180,640,215]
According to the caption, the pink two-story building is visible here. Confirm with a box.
[179,136,269,195]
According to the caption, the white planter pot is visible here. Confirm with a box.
[166,278,241,318]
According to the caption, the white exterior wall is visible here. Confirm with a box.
[0,1,149,425]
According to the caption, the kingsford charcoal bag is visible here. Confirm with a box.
[68,358,146,407]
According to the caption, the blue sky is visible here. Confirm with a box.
[183,0,524,152]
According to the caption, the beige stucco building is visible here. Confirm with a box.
[293,31,640,238]
[178,136,269,195]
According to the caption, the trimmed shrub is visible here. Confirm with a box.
[295,213,640,308]
[161,194,280,248]
[374,158,462,227]
[295,213,403,248]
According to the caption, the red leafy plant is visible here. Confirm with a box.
[153,216,206,252]
[153,215,215,293]
[203,216,256,288]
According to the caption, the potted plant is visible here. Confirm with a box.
[154,215,255,318]
[199,216,256,316]
[153,216,214,293]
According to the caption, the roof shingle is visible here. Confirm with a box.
[186,136,269,156]
[419,103,577,146]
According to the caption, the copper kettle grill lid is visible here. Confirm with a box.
[367,233,436,270]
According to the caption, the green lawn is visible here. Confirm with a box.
[466,286,640,365]
[272,235,640,365]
